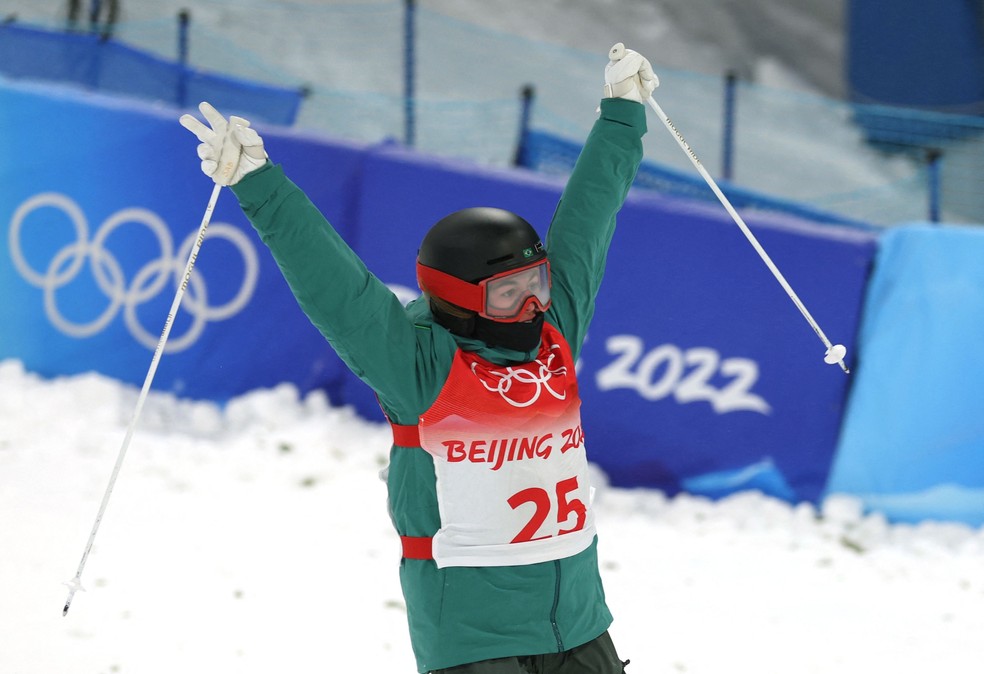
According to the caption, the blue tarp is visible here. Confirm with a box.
[827,224,984,526]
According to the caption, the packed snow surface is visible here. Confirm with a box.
[2,360,982,673]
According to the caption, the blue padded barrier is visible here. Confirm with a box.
[1,77,882,507]
[826,224,984,526]
[346,142,879,502]
[0,79,353,399]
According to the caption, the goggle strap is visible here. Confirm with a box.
[416,263,484,313]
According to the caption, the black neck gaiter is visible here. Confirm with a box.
[430,300,544,353]
[473,313,544,352]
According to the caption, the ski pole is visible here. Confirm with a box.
[608,43,849,373]
[62,182,223,616]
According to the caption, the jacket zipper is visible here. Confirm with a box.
[550,559,564,652]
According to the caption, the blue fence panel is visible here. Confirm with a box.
[0,80,352,399]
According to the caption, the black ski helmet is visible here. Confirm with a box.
[417,207,546,286]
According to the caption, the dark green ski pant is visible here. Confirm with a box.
[430,631,628,674]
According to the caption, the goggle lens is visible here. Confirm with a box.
[481,261,551,320]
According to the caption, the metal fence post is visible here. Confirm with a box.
[926,148,943,223]
[88,0,102,31]
[404,0,416,147]
[67,0,82,30]
[513,84,536,167]
[88,0,118,40]
[177,9,190,109]
[722,70,737,181]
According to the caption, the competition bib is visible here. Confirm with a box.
[418,323,596,568]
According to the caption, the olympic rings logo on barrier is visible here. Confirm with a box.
[8,192,259,353]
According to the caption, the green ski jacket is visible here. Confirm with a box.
[231,98,647,672]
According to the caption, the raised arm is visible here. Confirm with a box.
[179,103,441,421]
[544,45,653,357]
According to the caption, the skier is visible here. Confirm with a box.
[180,43,655,674]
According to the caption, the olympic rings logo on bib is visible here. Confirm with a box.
[471,345,568,408]
[8,192,259,352]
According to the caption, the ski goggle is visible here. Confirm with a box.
[416,259,552,322]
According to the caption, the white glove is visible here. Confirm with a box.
[604,42,658,103]
[179,102,267,186]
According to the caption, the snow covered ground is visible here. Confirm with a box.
[3,359,983,674]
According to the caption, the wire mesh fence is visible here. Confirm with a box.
[3,0,981,226]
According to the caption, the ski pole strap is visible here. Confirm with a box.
[390,422,421,447]
[401,535,434,560]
